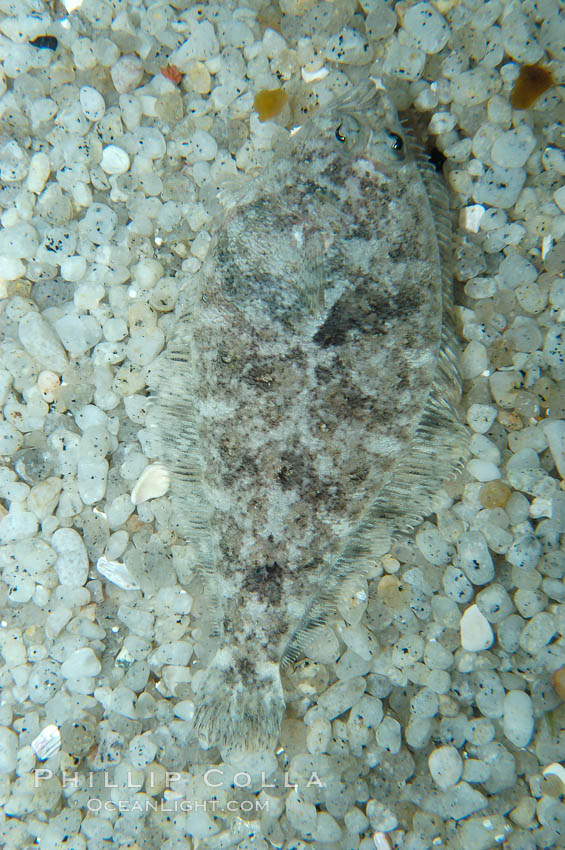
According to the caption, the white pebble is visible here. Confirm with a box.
[173,21,219,67]
[100,144,130,175]
[403,2,450,54]
[428,745,463,789]
[460,604,494,652]
[0,727,18,773]
[0,511,38,544]
[129,733,158,768]
[461,340,488,379]
[60,255,87,282]
[467,456,500,484]
[0,222,38,257]
[61,647,101,678]
[110,54,144,93]
[51,527,89,587]
[503,690,534,747]
[26,151,50,194]
[79,85,106,121]
[467,404,496,433]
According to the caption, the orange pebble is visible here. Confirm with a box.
[160,64,182,84]
[552,666,565,700]
[253,88,288,122]
[510,64,555,109]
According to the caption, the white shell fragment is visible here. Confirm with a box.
[31,724,61,761]
[130,463,170,505]
[460,604,494,652]
[543,763,565,791]
[96,556,140,590]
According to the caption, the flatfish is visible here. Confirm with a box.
[149,81,467,752]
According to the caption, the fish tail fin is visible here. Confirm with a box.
[192,648,285,753]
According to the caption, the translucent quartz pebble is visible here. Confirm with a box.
[110,54,144,93]
[376,715,402,753]
[403,2,450,54]
[460,604,494,651]
[456,532,495,585]
[324,27,373,64]
[473,165,527,209]
[514,589,546,618]
[317,677,366,720]
[501,7,543,64]
[79,85,106,121]
[467,404,496,433]
[428,744,463,789]
[382,38,425,80]
[475,671,505,718]
[129,733,158,768]
[444,566,474,603]
[475,584,513,623]
[506,534,542,570]
[78,458,108,504]
[97,556,140,590]
[51,528,89,586]
[31,724,61,760]
[364,1,396,40]
[519,612,557,654]
[503,690,534,747]
[491,125,536,168]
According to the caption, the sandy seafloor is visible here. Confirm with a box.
[0,0,565,848]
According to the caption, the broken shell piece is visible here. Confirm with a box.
[31,724,61,760]
[131,462,170,505]
[301,65,329,84]
[373,833,393,850]
[543,762,565,790]
[96,557,140,591]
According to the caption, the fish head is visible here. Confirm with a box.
[299,80,407,168]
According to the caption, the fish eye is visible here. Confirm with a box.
[335,124,346,143]
[333,115,361,148]
[388,132,404,152]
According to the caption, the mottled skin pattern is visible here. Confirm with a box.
[180,87,444,749]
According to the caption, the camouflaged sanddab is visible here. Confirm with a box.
[149,82,468,753]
